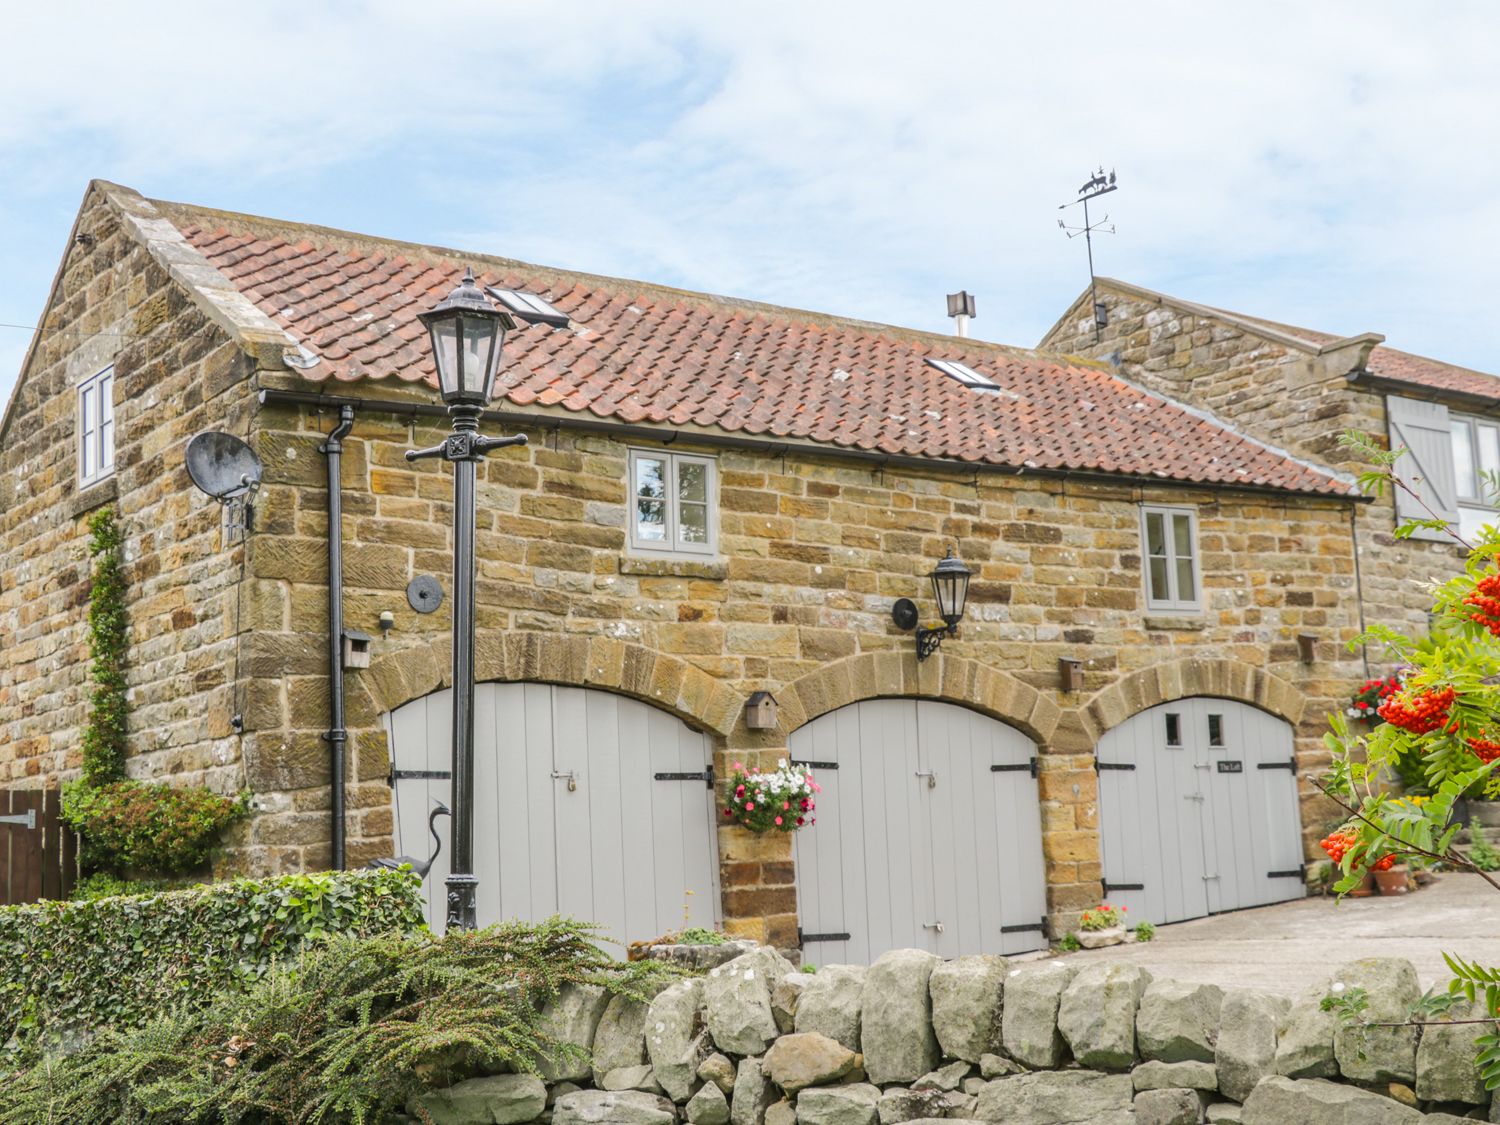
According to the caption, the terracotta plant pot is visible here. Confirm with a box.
[1348,871,1378,897]
[1374,865,1411,895]
[1076,925,1126,949]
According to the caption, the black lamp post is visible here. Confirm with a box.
[405,268,525,932]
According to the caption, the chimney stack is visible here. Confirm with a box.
[946,291,976,338]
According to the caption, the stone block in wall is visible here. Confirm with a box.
[1214,988,1288,1104]
[554,1089,678,1125]
[1057,963,1151,1071]
[1330,958,1419,1084]
[795,965,866,1053]
[1415,998,1491,1105]
[687,1080,732,1125]
[407,1073,548,1125]
[1001,961,1075,1069]
[705,948,797,1057]
[794,1083,880,1125]
[1133,1087,1210,1125]
[536,984,611,1082]
[646,978,708,1103]
[928,955,1006,1063]
[974,1070,1133,1124]
[771,972,807,1033]
[861,949,941,1085]
[1136,980,1223,1063]
[1130,1060,1216,1092]
[594,982,673,1084]
[1274,981,1339,1079]
[1240,1075,1421,1124]
[731,1056,776,1125]
[764,1032,857,1094]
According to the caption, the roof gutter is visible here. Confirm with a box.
[257,388,1369,505]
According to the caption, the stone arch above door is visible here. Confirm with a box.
[351,632,745,737]
[777,651,1062,744]
[1078,658,1307,742]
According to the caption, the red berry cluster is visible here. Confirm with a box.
[1319,830,1396,870]
[1469,737,1500,764]
[1464,570,1500,635]
[1377,687,1456,734]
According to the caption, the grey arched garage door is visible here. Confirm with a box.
[385,683,719,942]
[791,699,1047,966]
[1096,698,1304,925]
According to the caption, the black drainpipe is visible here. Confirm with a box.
[321,404,356,870]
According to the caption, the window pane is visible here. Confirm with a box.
[678,461,707,503]
[1145,511,1165,556]
[1165,713,1181,746]
[1148,557,1169,601]
[1460,506,1497,541]
[1172,513,1193,559]
[636,498,666,540]
[1175,557,1196,604]
[100,421,114,469]
[1208,713,1224,747]
[679,501,708,544]
[1480,425,1500,502]
[635,457,666,500]
[100,375,113,422]
[1453,420,1477,500]
[80,385,93,433]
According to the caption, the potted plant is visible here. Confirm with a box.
[721,759,819,832]
[1075,903,1128,948]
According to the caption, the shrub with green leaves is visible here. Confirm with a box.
[0,867,423,1055]
[1469,820,1500,872]
[61,779,246,874]
[80,507,128,788]
[0,917,676,1125]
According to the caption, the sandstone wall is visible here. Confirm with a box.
[233,383,1365,940]
[1040,285,1466,645]
[0,186,257,796]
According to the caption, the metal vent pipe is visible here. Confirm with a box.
[320,404,356,869]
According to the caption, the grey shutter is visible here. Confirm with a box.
[1386,395,1458,542]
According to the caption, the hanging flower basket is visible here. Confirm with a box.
[721,759,819,833]
[1346,673,1402,723]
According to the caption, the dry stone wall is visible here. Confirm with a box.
[1040,283,1469,645]
[406,947,1495,1125]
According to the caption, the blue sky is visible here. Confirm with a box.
[3,2,1499,412]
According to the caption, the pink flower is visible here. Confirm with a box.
[745,801,755,810]
[783,801,790,810]
[735,785,745,797]
[733,761,744,770]
[774,816,783,826]
[796,816,805,826]
[723,808,733,817]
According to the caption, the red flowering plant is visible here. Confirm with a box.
[1346,673,1403,722]
[721,759,820,833]
[1079,903,1126,931]
[1320,433,1500,1077]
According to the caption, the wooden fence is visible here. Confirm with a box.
[0,788,78,906]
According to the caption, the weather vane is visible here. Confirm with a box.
[1058,166,1118,342]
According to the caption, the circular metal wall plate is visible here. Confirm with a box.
[891,597,919,631]
[185,431,263,499]
[407,575,445,613]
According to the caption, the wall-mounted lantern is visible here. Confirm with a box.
[745,691,778,731]
[1059,657,1085,693]
[891,548,973,661]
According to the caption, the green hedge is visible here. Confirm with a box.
[0,868,424,1052]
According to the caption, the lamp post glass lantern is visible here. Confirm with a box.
[405,267,527,932]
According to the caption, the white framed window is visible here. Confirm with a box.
[1140,504,1202,613]
[1451,413,1500,540]
[77,366,115,488]
[628,448,717,557]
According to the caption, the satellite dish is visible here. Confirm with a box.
[185,432,263,500]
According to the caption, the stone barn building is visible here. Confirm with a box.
[1,182,1372,955]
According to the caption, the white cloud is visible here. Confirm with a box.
[3,1,1500,413]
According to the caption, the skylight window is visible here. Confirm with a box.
[485,287,571,328]
[926,357,1000,391]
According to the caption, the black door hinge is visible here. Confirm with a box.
[654,767,715,789]
[1000,917,1047,934]
[1101,880,1144,894]
[388,768,452,787]
[1257,758,1297,772]
[992,757,1040,779]
[791,759,838,770]
[798,929,852,944]
[1267,864,1306,880]
[1095,761,1136,772]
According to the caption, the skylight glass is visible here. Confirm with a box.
[926,357,1000,391]
[485,287,571,328]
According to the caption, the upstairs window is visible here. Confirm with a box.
[1141,504,1201,613]
[1451,413,1500,540]
[628,449,717,557]
[77,366,115,488]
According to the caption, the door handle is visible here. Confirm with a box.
[551,770,578,792]
[915,769,937,789]
[1185,792,1205,802]
[923,921,945,933]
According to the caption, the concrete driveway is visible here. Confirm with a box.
[1055,873,1500,997]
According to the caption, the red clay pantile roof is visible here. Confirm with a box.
[160,201,1352,497]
